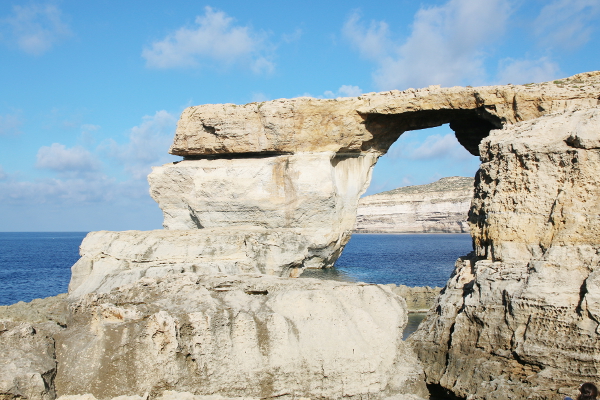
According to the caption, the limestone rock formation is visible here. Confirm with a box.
[355,176,473,233]
[410,107,600,399]
[387,285,442,312]
[69,229,328,297]
[0,295,68,400]
[171,72,600,157]
[147,152,376,274]
[143,72,600,283]
[56,274,428,400]
[7,71,600,400]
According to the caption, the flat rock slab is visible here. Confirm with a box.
[56,273,428,400]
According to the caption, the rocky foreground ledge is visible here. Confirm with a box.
[2,71,600,400]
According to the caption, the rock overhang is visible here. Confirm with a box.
[169,71,600,158]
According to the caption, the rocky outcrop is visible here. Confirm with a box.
[139,72,600,285]
[410,107,600,399]
[355,176,473,233]
[147,152,376,273]
[68,229,329,297]
[170,73,600,157]
[387,285,442,312]
[6,72,600,400]
[0,296,67,400]
[56,274,427,400]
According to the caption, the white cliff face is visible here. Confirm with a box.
[147,152,377,271]
[56,274,428,400]
[410,108,600,399]
[355,177,473,233]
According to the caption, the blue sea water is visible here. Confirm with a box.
[307,233,473,288]
[0,232,473,306]
[0,232,88,306]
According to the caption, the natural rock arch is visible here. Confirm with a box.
[62,71,600,399]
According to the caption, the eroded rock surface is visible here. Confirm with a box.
[170,72,600,157]
[56,274,427,400]
[10,72,600,400]
[69,229,327,297]
[410,108,600,399]
[355,176,473,233]
[0,295,68,400]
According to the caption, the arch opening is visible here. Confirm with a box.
[304,124,481,339]
[360,107,503,156]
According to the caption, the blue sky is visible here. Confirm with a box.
[0,0,598,231]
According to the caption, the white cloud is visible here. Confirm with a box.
[1,3,71,55]
[36,143,101,173]
[389,133,473,160]
[320,85,365,99]
[534,0,600,50]
[497,57,561,85]
[103,110,179,180]
[281,28,303,43]
[142,6,273,73]
[251,92,270,102]
[2,112,180,206]
[343,0,512,90]
[0,112,22,135]
[342,12,390,60]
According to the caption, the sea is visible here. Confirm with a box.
[0,232,473,307]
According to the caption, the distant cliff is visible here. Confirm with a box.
[355,176,474,233]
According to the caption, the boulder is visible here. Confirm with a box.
[56,274,428,400]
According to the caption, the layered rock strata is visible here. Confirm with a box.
[355,176,473,233]
[410,107,600,399]
[138,72,600,286]
[6,71,600,400]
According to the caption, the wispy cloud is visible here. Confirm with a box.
[1,3,71,55]
[2,111,180,206]
[281,28,302,43]
[300,85,364,99]
[102,110,179,180]
[0,112,23,135]
[343,0,512,90]
[534,0,600,50]
[142,6,274,73]
[323,85,363,98]
[496,57,560,85]
[36,143,101,174]
[389,133,473,161]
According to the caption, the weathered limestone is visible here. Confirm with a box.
[56,274,428,400]
[387,285,442,312]
[11,71,597,400]
[0,296,67,400]
[68,229,332,297]
[410,108,600,399]
[355,176,473,233]
[146,153,376,273]
[171,72,600,157]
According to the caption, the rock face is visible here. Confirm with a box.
[138,72,600,285]
[0,295,67,400]
[355,176,473,233]
[7,71,600,400]
[170,74,600,157]
[147,152,376,273]
[68,229,331,297]
[410,107,600,399]
[56,274,427,400]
